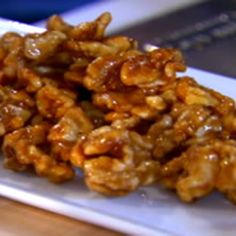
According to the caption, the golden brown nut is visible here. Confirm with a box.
[24,31,67,61]
[160,140,236,203]
[120,48,185,89]
[0,86,35,135]
[46,15,73,34]
[67,37,136,58]
[83,55,124,92]
[168,143,218,202]
[17,67,43,92]
[215,140,236,203]
[0,33,24,79]
[47,12,112,40]
[222,112,236,137]
[71,126,159,195]
[3,123,74,182]
[48,107,94,161]
[176,76,235,115]
[36,85,76,119]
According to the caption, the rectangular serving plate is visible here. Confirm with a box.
[0,20,236,236]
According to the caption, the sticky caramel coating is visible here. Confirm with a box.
[0,86,35,135]
[48,107,94,162]
[71,126,159,195]
[3,123,74,182]
[36,85,76,120]
[160,139,236,203]
[0,12,235,203]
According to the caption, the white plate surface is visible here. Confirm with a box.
[0,21,236,236]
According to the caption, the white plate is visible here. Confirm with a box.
[0,20,236,236]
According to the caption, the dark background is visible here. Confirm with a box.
[0,0,99,23]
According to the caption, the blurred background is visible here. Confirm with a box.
[0,0,99,23]
[0,0,235,78]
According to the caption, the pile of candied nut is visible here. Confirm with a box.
[0,12,236,203]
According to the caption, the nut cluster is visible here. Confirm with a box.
[0,12,236,203]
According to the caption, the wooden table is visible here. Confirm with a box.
[0,196,123,236]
